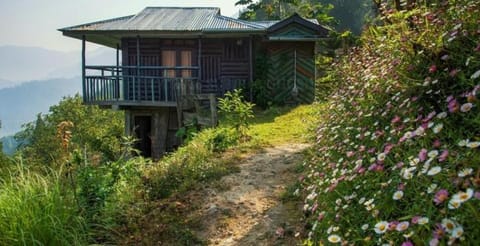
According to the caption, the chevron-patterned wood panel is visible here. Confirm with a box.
[265,43,315,104]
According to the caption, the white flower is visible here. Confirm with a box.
[441,218,456,232]
[328,234,341,243]
[428,122,434,128]
[436,112,447,119]
[358,197,366,204]
[403,131,413,139]
[466,141,480,148]
[460,103,473,112]
[327,226,334,234]
[403,231,414,238]
[427,150,439,158]
[418,217,429,225]
[415,127,425,136]
[427,183,438,193]
[451,226,464,239]
[396,221,409,232]
[458,139,468,147]
[433,123,443,133]
[364,198,374,206]
[409,157,420,166]
[452,188,474,203]
[448,197,462,209]
[374,221,389,234]
[336,199,342,206]
[361,224,369,230]
[377,153,386,161]
[427,166,442,176]
[471,69,480,79]
[402,167,416,179]
[458,168,473,177]
[393,190,404,200]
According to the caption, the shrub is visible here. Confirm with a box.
[218,89,255,140]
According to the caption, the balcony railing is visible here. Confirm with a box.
[83,65,200,106]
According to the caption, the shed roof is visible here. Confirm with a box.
[59,7,328,47]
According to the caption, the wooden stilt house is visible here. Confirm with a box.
[60,7,328,159]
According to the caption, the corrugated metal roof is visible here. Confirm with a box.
[60,7,322,33]
[60,7,266,32]
[121,7,219,31]
[206,15,264,31]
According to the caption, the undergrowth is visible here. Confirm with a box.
[300,1,480,245]
[0,164,88,245]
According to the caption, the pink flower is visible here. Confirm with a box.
[429,238,439,246]
[448,98,459,113]
[433,139,442,148]
[391,115,401,124]
[449,69,459,77]
[429,65,438,73]
[396,162,404,168]
[357,167,366,174]
[433,224,445,239]
[474,191,480,200]
[438,150,448,162]
[346,151,355,157]
[388,221,399,231]
[318,212,325,221]
[402,241,413,246]
[398,183,405,190]
[434,189,449,205]
[411,216,421,224]
[384,143,394,154]
[419,148,428,162]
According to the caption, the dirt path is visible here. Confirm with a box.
[191,143,310,245]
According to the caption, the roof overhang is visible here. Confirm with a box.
[60,29,265,48]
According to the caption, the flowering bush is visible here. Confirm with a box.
[300,1,479,245]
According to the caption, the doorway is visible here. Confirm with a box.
[134,116,152,157]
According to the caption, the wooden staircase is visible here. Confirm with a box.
[176,80,218,129]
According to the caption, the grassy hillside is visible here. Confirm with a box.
[300,1,479,245]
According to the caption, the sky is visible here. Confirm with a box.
[0,0,242,52]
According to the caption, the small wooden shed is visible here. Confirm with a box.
[60,7,328,158]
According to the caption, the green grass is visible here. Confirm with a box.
[0,164,88,245]
[248,104,320,145]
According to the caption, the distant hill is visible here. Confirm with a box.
[0,78,16,89]
[1,135,17,155]
[0,77,82,137]
[0,45,116,88]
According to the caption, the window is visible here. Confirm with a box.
[162,50,193,78]
[162,50,176,78]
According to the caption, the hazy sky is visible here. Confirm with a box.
[0,0,242,52]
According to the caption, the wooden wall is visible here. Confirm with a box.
[264,41,316,104]
[121,37,251,98]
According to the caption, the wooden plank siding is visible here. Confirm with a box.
[121,38,250,100]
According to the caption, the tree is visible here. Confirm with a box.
[236,0,375,34]
[0,120,11,167]
[15,95,124,166]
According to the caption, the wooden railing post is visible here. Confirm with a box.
[81,35,86,102]
[209,93,217,127]
[116,43,120,100]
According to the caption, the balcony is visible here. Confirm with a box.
[83,65,200,108]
